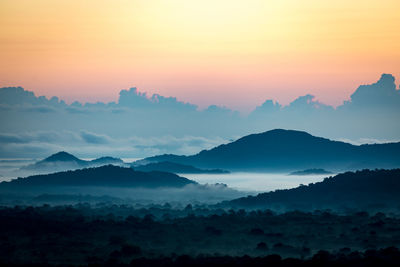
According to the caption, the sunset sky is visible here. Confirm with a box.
[1,0,399,111]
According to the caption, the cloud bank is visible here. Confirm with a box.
[0,74,399,159]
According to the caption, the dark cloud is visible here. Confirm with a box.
[0,104,12,111]
[65,106,89,114]
[0,134,26,144]
[23,105,58,113]
[80,131,110,144]
[0,130,227,160]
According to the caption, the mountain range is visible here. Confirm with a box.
[136,129,400,172]
[21,151,124,173]
[17,129,400,174]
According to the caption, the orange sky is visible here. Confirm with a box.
[1,0,399,111]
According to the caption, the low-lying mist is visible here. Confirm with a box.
[0,183,248,206]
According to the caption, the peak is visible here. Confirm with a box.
[260,129,311,136]
[233,129,315,144]
[44,151,80,162]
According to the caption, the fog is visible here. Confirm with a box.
[0,160,331,205]
[0,160,329,193]
[183,172,329,192]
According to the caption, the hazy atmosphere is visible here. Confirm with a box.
[0,1,400,266]
[1,73,400,159]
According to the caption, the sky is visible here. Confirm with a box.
[1,0,400,111]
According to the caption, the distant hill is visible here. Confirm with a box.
[4,165,196,189]
[21,151,124,173]
[134,161,229,174]
[90,156,124,165]
[227,169,400,210]
[136,129,400,172]
[43,151,84,163]
[289,168,332,176]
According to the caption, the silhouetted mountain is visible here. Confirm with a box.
[44,151,84,163]
[21,151,124,173]
[289,168,332,175]
[227,169,400,210]
[137,129,400,171]
[3,165,196,188]
[134,161,229,174]
[90,156,123,165]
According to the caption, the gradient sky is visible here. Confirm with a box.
[1,0,399,111]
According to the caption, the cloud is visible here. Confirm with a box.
[0,130,228,159]
[0,104,13,111]
[0,73,399,160]
[336,137,400,146]
[342,74,400,109]
[0,133,27,144]
[22,105,58,113]
[0,132,69,144]
[285,94,333,112]
[253,100,281,113]
[0,87,66,107]
[118,87,151,108]
[65,106,89,114]
[80,131,111,144]
[118,87,197,111]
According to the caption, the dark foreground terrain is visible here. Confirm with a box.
[1,205,400,266]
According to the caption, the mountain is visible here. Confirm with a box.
[90,156,124,166]
[226,169,400,210]
[133,161,229,174]
[289,168,332,175]
[43,151,84,163]
[21,151,124,173]
[4,165,196,189]
[136,129,400,172]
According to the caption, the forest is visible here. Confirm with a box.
[1,204,400,266]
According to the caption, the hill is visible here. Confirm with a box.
[136,129,400,171]
[227,169,400,210]
[21,151,124,173]
[5,165,196,189]
[134,161,229,174]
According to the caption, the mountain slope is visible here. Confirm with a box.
[5,165,196,188]
[227,169,400,210]
[137,129,400,171]
[42,151,85,163]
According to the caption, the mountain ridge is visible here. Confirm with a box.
[21,151,124,173]
[5,165,196,188]
[135,129,400,171]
